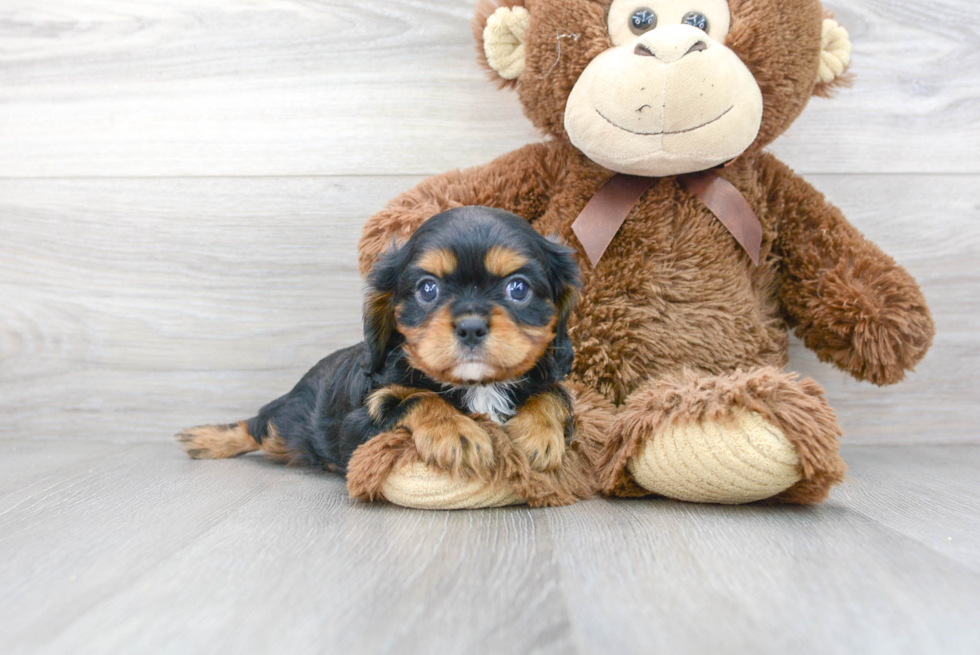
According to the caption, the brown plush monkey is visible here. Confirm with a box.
[350,0,934,507]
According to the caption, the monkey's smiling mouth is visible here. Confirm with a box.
[596,105,734,136]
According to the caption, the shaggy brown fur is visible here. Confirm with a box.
[346,382,603,507]
[355,0,934,504]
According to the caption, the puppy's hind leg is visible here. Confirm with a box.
[176,421,259,459]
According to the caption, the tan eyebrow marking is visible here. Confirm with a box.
[484,246,528,277]
[416,248,457,277]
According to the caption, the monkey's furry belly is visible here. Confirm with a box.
[570,287,789,404]
[559,198,788,405]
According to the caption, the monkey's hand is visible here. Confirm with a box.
[765,153,934,386]
[788,255,934,386]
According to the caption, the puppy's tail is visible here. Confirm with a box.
[176,393,298,463]
[175,421,259,459]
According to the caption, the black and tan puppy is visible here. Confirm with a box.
[177,206,582,482]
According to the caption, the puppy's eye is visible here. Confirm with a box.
[505,278,531,303]
[416,278,440,304]
[681,11,708,32]
[629,8,657,35]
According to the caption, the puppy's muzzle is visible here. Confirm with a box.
[454,316,489,348]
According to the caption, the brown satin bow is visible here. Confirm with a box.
[570,171,762,267]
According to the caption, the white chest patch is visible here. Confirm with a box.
[462,383,516,425]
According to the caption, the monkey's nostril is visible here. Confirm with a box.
[685,41,708,56]
[634,43,656,58]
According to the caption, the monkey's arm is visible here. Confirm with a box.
[358,142,561,276]
[762,153,934,386]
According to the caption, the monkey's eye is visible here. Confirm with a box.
[505,278,531,303]
[682,11,709,32]
[629,8,657,35]
[416,278,440,304]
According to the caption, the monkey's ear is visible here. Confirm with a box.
[813,17,852,97]
[542,237,582,377]
[474,1,529,86]
[363,244,409,373]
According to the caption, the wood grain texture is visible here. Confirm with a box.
[837,446,980,573]
[1,441,978,655]
[0,174,975,445]
[0,0,978,177]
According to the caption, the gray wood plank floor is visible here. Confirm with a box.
[1,441,978,655]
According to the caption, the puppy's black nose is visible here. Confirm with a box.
[454,317,488,347]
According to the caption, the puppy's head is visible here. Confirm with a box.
[364,207,580,385]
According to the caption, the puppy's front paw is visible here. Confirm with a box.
[413,418,496,476]
[508,424,565,472]
[505,391,571,472]
[400,396,495,475]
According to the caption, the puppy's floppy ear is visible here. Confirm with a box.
[541,236,582,377]
[363,242,410,373]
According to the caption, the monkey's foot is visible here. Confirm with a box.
[627,409,800,504]
[380,461,521,509]
[595,368,846,504]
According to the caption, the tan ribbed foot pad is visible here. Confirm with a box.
[627,409,801,504]
[381,461,522,510]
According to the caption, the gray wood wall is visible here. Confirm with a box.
[1,0,977,445]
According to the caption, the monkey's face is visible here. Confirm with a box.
[563,0,763,176]
[477,0,844,173]
[364,207,580,386]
